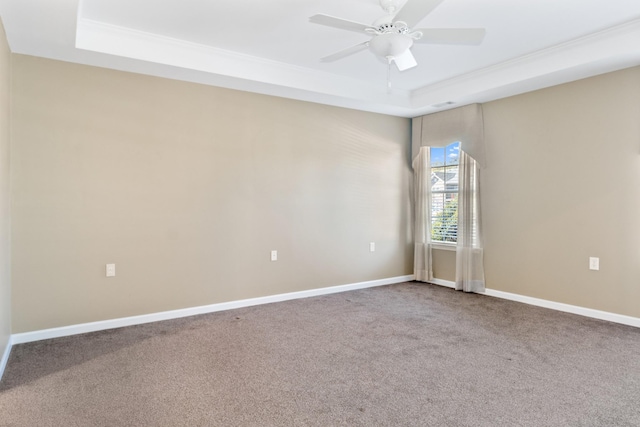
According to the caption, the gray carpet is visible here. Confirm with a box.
[1,282,639,426]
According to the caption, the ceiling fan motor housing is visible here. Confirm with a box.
[370,17,409,34]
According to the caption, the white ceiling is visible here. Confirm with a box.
[1,0,640,117]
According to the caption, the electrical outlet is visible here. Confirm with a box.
[106,263,116,277]
[271,250,278,261]
[370,242,375,252]
[589,257,599,271]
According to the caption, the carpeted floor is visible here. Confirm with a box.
[1,282,639,426]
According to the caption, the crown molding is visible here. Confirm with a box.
[76,18,414,109]
[76,16,640,118]
[409,18,640,114]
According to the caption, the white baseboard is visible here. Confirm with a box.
[482,288,640,329]
[418,279,640,329]
[0,336,12,381]
[9,274,637,352]
[11,275,415,345]
[427,278,456,289]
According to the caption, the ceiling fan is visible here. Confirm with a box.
[309,0,486,72]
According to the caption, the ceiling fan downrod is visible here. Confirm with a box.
[379,0,402,15]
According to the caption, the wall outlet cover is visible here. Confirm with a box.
[106,263,116,277]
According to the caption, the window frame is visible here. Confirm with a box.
[429,142,460,246]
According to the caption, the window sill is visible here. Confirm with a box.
[431,243,457,251]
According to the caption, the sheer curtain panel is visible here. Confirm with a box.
[412,147,433,282]
[455,150,485,292]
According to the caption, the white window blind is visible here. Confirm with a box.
[430,142,460,243]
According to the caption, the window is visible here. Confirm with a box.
[430,142,460,243]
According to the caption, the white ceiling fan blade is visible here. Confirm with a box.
[393,0,445,29]
[309,14,372,34]
[321,42,370,62]
[414,28,486,45]
[393,49,417,71]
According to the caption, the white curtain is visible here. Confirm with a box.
[455,150,485,293]
[412,104,485,166]
[412,147,433,282]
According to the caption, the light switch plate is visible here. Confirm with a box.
[589,257,599,271]
[271,250,278,261]
[370,242,375,252]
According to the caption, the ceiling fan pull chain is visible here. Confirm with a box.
[387,58,392,92]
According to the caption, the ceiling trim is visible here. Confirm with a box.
[76,18,413,107]
[410,18,640,112]
[75,8,640,118]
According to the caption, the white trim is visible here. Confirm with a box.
[0,336,12,381]
[421,281,640,328]
[11,275,415,345]
[427,278,456,289]
[64,6,640,117]
[9,276,637,350]
[483,288,640,329]
[410,18,640,114]
[75,18,411,109]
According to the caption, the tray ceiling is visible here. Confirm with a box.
[1,0,640,117]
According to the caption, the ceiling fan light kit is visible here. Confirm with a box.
[309,0,486,76]
[369,33,413,60]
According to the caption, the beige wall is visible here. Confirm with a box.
[482,67,640,318]
[11,55,413,333]
[0,19,11,364]
[432,248,455,282]
[10,52,640,334]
